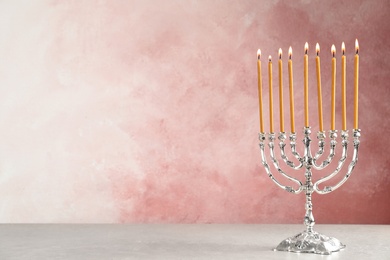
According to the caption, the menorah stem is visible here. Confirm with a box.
[302,127,315,233]
[304,168,315,233]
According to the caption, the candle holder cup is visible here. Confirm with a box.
[258,127,361,255]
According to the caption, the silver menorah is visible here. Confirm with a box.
[258,127,361,255]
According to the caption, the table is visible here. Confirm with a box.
[0,224,388,259]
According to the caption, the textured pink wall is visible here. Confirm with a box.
[0,0,388,223]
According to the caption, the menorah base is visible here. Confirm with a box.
[274,230,346,255]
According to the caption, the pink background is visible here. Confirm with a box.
[0,0,388,223]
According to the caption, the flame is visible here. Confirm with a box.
[278,48,282,59]
[331,44,336,57]
[288,46,292,59]
[257,49,261,60]
[341,42,345,55]
[355,39,359,54]
[304,42,309,54]
[316,43,320,56]
[268,55,272,62]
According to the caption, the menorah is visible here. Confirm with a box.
[259,128,360,254]
[256,41,361,255]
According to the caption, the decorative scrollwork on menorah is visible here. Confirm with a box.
[258,127,361,255]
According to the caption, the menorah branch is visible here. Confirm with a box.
[313,130,354,194]
[279,132,304,170]
[259,133,303,194]
[315,129,361,194]
[289,133,304,163]
[313,131,326,161]
[312,130,338,170]
[269,134,304,191]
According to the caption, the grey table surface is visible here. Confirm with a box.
[0,224,388,260]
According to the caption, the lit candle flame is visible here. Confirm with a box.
[331,44,336,57]
[304,42,309,54]
[316,43,320,56]
[257,49,261,60]
[278,48,282,59]
[355,39,359,55]
[269,55,272,62]
[342,42,345,55]
[288,46,292,59]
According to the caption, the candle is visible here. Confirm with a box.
[257,49,264,133]
[315,43,324,132]
[341,42,347,131]
[331,45,336,130]
[269,56,274,133]
[354,39,359,129]
[288,47,295,133]
[278,48,284,132]
[304,42,309,127]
